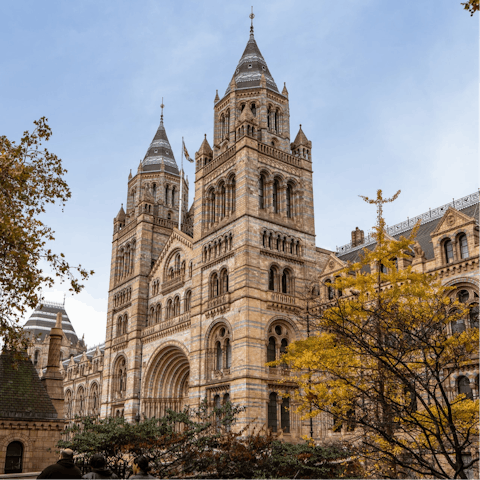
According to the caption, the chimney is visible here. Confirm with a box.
[351,227,364,247]
[41,312,65,418]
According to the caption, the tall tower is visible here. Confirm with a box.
[101,106,189,419]
[189,17,318,435]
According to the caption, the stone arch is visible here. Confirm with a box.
[142,342,190,417]
[163,247,184,281]
[205,318,234,378]
[0,433,32,475]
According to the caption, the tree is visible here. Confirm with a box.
[0,118,93,349]
[273,190,479,479]
[461,0,479,16]
[59,400,359,478]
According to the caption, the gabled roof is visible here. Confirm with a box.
[142,111,179,175]
[224,27,278,96]
[23,301,79,345]
[0,351,58,419]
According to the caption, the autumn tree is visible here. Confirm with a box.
[461,0,479,16]
[0,118,93,349]
[274,190,479,479]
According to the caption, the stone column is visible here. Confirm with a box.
[41,312,65,418]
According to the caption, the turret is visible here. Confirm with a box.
[195,135,213,171]
[291,125,312,160]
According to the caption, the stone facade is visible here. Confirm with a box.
[30,23,479,445]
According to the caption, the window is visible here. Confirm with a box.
[220,269,229,294]
[458,290,469,304]
[185,291,192,312]
[470,305,479,328]
[231,176,236,212]
[116,358,127,396]
[444,239,454,263]
[458,376,473,400]
[268,392,277,432]
[273,180,279,214]
[281,397,290,433]
[216,342,223,370]
[211,273,219,298]
[225,339,232,369]
[267,337,276,363]
[172,187,176,206]
[380,263,388,274]
[325,280,334,300]
[34,350,40,366]
[451,310,466,334]
[174,296,180,317]
[281,270,290,294]
[459,234,469,259]
[286,184,292,218]
[165,185,170,204]
[268,267,276,291]
[259,175,265,209]
[5,441,23,474]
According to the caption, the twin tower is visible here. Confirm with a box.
[102,22,325,437]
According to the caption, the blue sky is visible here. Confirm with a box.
[2,1,477,346]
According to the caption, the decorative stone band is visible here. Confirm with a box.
[337,191,480,255]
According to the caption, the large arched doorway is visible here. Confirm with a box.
[142,344,190,418]
[5,441,23,474]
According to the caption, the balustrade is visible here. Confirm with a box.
[270,292,296,305]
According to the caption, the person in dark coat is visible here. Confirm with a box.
[83,454,118,479]
[129,456,157,479]
[37,449,82,479]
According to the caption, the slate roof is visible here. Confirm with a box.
[337,199,479,265]
[142,114,179,175]
[0,351,58,419]
[224,28,278,96]
[23,301,79,344]
[62,343,105,368]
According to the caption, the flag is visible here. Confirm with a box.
[183,140,194,163]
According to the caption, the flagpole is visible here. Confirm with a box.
[178,137,184,231]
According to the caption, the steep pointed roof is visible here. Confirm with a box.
[225,26,278,96]
[116,205,125,222]
[142,109,179,175]
[292,125,310,147]
[198,134,213,156]
[23,300,78,345]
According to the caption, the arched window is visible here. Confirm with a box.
[444,239,454,263]
[174,296,180,317]
[280,338,288,356]
[65,390,73,419]
[225,338,232,369]
[172,187,176,206]
[268,392,277,432]
[259,175,265,209]
[122,314,128,335]
[5,441,23,474]
[155,304,162,323]
[148,307,155,327]
[90,384,99,414]
[459,234,469,259]
[286,184,292,218]
[185,291,192,312]
[451,310,466,334]
[117,358,127,396]
[211,191,216,224]
[77,387,85,415]
[34,350,40,366]
[219,183,226,219]
[470,304,479,328]
[251,102,256,116]
[281,270,291,294]
[281,397,290,433]
[336,276,343,297]
[458,376,473,400]
[267,337,276,363]
[268,267,276,291]
[220,269,229,294]
[273,179,279,214]
[216,341,223,370]
[325,280,334,300]
[231,176,236,212]
[165,185,170,204]
[380,263,388,274]
[166,299,173,319]
[211,273,219,298]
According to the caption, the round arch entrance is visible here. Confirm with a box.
[142,344,190,418]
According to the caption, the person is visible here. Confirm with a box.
[83,454,118,479]
[37,448,82,479]
[129,456,156,479]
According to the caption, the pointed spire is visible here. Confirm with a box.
[214,90,220,103]
[293,124,310,147]
[128,169,132,180]
[197,134,213,157]
[116,204,126,222]
[142,101,179,175]
[282,82,288,97]
[224,12,278,96]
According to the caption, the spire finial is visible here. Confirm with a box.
[249,6,255,37]
[160,97,164,124]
